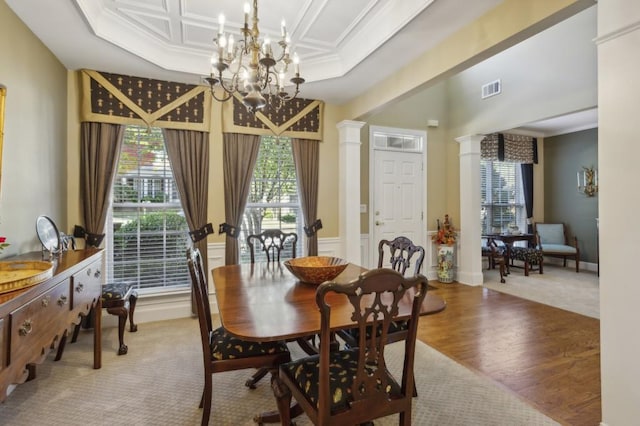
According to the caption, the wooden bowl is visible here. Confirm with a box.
[284,256,349,285]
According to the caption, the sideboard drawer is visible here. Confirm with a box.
[9,280,70,364]
[71,260,102,314]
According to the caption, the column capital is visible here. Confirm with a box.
[455,134,484,156]
[336,120,366,130]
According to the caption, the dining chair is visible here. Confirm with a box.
[247,229,298,263]
[244,229,298,389]
[274,268,428,426]
[482,238,507,283]
[338,236,425,348]
[186,247,291,426]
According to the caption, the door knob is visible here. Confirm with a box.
[376,221,384,226]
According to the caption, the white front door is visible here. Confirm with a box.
[372,149,424,269]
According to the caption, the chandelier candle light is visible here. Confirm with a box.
[204,0,305,113]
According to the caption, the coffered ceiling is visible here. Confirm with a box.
[6,0,502,104]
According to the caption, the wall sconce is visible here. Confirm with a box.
[577,166,598,196]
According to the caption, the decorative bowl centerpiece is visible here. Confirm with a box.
[0,260,54,294]
[283,256,349,285]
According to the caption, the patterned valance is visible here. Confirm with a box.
[481,133,538,164]
[80,69,211,131]
[222,92,323,140]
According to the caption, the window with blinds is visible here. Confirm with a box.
[107,125,190,292]
[239,136,302,263]
[481,160,527,234]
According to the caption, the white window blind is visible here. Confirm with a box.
[481,160,527,234]
[239,136,302,263]
[107,125,190,292]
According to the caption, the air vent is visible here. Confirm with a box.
[481,79,501,99]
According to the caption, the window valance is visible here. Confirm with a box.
[221,93,324,140]
[80,69,211,131]
[481,133,538,164]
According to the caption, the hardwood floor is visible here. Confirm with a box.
[417,282,601,426]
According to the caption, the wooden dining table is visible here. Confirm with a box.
[211,262,446,342]
[211,261,447,423]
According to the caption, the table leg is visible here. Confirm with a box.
[254,371,304,424]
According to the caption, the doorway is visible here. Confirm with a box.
[369,126,426,268]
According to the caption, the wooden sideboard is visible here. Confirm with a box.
[0,248,103,401]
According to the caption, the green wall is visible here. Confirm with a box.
[544,128,598,263]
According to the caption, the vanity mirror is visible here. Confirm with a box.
[36,215,61,256]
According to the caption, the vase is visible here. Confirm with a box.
[437,245,455,283]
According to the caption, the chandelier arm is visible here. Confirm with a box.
[210,88,234,102]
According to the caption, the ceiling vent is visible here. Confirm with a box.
[481,79,501,99]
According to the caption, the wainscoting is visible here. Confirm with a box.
[112,238,345,326]
[103,235,595,327]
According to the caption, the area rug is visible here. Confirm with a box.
[483,263,599,318]
[0,317,558,425]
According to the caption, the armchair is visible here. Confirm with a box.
[534,223,580,272]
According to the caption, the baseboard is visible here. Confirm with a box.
[543,258,598,272]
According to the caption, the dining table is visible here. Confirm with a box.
[211,261,447,423]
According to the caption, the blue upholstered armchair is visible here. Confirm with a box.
[534,223,580,272]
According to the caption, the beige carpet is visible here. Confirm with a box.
[483,263,600,318]
[0,317,558,426]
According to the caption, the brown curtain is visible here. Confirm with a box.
[291,138,320,255]
[222,133,261,265]
[80,122,125,247]
[163,128,210,292]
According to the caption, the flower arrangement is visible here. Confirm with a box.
[0,236,9,253]
[432,214,457,245]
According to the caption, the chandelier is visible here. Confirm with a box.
[204,0,305,113]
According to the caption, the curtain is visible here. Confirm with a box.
[521,163,534,234]
[521,137,537,234]
[291,138,320,255]
[481,133,537,163]
[80,122,125,247]
[163,129,211,312]
[222,133,261,265]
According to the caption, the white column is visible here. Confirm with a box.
[597,1,640,423]
[337,120,365,264]
[455,135,484,286]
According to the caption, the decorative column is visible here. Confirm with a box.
[455,134,484,286]
[337,120,365,264]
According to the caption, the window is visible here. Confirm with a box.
[239,136,302,263]
[107,125,190,293]
[481,160,527,235]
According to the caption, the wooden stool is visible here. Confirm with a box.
[101,282,138,355]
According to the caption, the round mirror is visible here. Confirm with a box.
[36,215,61,253]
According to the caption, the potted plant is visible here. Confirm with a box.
[432,215,456,283]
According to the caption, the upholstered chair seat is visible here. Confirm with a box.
[210,327,289,361]
[509,246,544,276]
[280,348,402,413]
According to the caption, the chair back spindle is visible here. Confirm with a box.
[247,229,298,263]
[378,236,425,276]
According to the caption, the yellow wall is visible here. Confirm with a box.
[0,2,68,258]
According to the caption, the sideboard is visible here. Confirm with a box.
[0,248,103,401]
